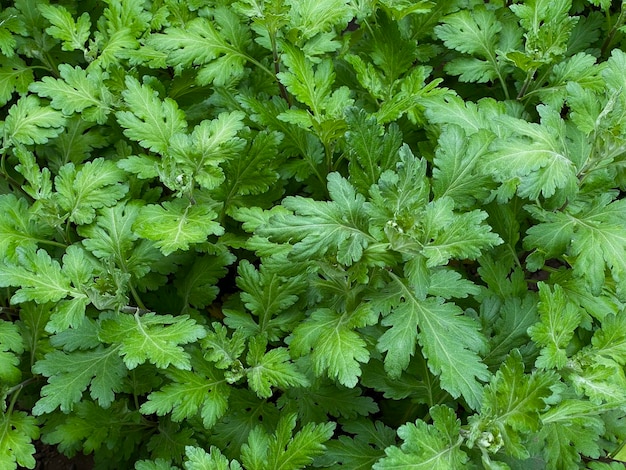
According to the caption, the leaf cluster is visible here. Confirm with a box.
[1,0,626,469]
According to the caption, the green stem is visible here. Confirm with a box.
[129,284,147,312]
[0,154,35,203]
[5,377,39,406]
[519,67,552,102]
[270,30,291,106]
[36,238,68,249]
[601,8,626,58]
[517,69,536,100]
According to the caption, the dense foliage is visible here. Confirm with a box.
[2,0,626,468]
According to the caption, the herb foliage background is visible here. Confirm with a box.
[1,0,626,468]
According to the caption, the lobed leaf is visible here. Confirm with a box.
[54,158,129,225]
[245,336,309,398]
[133,199,224,256]
[99,312,206,370]
[258,173,373,265]
[290,308,370,388]
[375,274,490,410]
[29,64,114,124]
[140,365,230,429]
[0,411,39,469]
[32,346,126,414]
[2,95,65,146]
[116,76,187,154]
[373,405,468,469]
[38,4,91,51]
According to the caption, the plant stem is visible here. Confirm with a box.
[5,377,39,405]
[270,31,291,106]
[129,284,147,312]
[517,70,536,100]
[601,8,626,58]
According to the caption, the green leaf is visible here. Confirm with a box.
[92,29,141,71]
[133,199,224,255]
[435,6,516,84]
[29,64,114,124]
[0,194,52,260]
[258,173,374,265]
[427,268,481,299]
[174,251,234,310]
[290,308,370,388]
[509,0,578,65]
[482,106,578,200]
[286,0,353,41]
[373,405,468,469]
[423,94,508,136]
[343,107,402,194]
[2,95,65,146]
[39,4,91,51]
[569,199,626,295]
[44,400,143,458]
[216,130,284,213]
[432,125,494,208]
[537,401,606,469]
[54,158,129,225]
[469,350,557,458]
[0,56,33,107]
[420,198,503,267]
[135,459,178,470]
[116,76,187,154]
[0,320,23,383]
[277,43,351,116]
[378,0,434,20]
[245,336,309,398]
[0,411,39,470]
[211,389,282,457]
[317,420,396,469]
[79,203,161,281]
[240,413,335,470]
[0,7,26,58]
[484,295,539,367]
[525,195,626,294]
[32,346,126,414]
[140,362,231,429]
[590,312,626,366]
[374,274,490,410]
[0,248,76,304]
[223,259,306,341]
[99,312,206,370]
[184,446,243,470]
[278,380,378,423]
[168,111,247,191]
[528,283,581,370]
[147,419,197,464]
[361,357,443,402]
[43,116,109,168]
[146,9,252,86]
[202,323,246,371]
